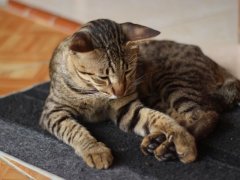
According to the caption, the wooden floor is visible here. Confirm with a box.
[0,8,68,96]
[0,151,61,179]
[0,157,49,180]
[0,7,72,179]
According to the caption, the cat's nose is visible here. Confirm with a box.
[112,82,125,97]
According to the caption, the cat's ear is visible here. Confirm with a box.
[121,22,160,42]
[69,32,94,53]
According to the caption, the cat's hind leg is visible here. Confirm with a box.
[213,67,240,109]
[169,107,219,140]
[214,78,240,109]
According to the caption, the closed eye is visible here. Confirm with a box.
[98,76,109,80]
[92,76,108,85]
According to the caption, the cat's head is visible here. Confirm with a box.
[69,19,159,99]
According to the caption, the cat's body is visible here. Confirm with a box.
[137,40,238,138]
[40,19,240,169]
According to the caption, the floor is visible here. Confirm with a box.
[0,5,80,96]
[0,5,78,180]
[0,157,49,180]
[0,151,62,179]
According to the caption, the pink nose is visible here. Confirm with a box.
[112,83,125,97]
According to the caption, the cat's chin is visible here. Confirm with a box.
[108,95,118,99]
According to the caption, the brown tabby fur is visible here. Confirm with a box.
[40,19,240,169]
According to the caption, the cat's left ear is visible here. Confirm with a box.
[69,31,94,53]
[120,22,160,42]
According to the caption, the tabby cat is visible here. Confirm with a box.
[40,19,240,169]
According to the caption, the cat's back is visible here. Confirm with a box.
[138,40,219,79]
[137,40,223,102]
[139,40,210,63]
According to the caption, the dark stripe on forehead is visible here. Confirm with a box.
[86,21,106,47]
[84,19,124,70]
[89,20,114,46]
[85,22,103,47]
[87,19,123,50]
[111,23,124,57]
[105,51,115,73]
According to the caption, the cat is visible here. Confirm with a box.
[40,19,240,169]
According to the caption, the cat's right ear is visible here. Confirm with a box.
[120,22,160,42]
[69,32,94,53]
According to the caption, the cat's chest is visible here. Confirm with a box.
[75,95,110,123]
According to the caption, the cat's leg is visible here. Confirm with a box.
[143,105,218,161]
[214,67,240,108]
[40,100,113,169]
[214,78,240,108]
[110,97,197,163]
[169,106,219,140]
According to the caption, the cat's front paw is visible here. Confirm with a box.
[141,130,197,163]
[77,142,113,169]
[141,133,177,161]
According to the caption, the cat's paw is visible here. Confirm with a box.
[141,130,197,163]
[77,142,113,169]
[141,133,177,161]
[171,129,197,163]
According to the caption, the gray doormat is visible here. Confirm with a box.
[0,82,240,180]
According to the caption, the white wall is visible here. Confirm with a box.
[17,0,237,45]
[0,0,7,6]
[16,0,240,77]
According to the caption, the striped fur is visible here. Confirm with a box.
[40,19,240,169]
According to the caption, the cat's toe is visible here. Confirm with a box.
[154,140,177,162]
[79,142,113,169]
[155,134,166,143]
[141,133,167,155]
[155,152,178,161]
[141,133,164,155]
[86,151,113,169]
[146,142,158,154]
[173,130,197,164]
[146,134,166,154]
[141,133,178,162]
